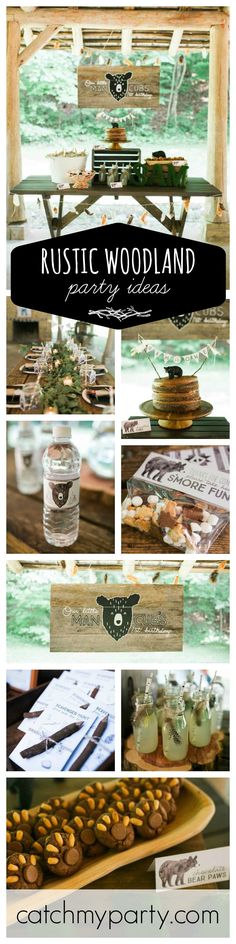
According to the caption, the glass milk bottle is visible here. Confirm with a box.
[162,695,188,762]
[42,425,80,546]
[15,422,41,495]
[189,690,211,747]
[210,676,225,733]
[132,693,158,754]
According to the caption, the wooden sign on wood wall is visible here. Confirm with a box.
[50,583,183,652]
[77,65,160,109]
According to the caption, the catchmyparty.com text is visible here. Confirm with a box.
[16,902,219,930]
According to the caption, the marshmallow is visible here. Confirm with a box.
[190,522,201,532]
[207,514,219,526]
[131,496,143,507]
[147,495,159,505]
[200,522,213,534]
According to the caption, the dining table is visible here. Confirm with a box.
[7,345,115,415]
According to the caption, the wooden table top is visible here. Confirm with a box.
[121,445,229,555]
[11,175,222,198]
[7,452,114,554]
[7,348,115,415]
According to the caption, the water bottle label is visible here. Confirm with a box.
[43,476,80,510]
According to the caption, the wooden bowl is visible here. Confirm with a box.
[8,781,215,895]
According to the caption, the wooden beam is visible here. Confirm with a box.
[7,21,25,236]
[121,28,132,56]
[168,27,183,57]
[18,24,62,66]
[72,25,83,58]
[7,7,228,30]
[206,20,229,228]
[23,26,33,46]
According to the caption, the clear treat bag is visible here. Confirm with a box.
[122,451,229,553]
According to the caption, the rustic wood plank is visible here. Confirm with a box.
[18,25,62,66]
[50,582,183,652]
[78,65,160,109]
[7,8,228,30]
[10,176,222,198]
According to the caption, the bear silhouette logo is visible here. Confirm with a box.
[105,71,132,101]
[159,855,198,887]
[49,480,73,508]
[23,453,33,468]
[96,593,140,640]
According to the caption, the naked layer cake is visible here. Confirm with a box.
[152,375,201,415]
[105,124,127,144]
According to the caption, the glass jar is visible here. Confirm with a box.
[162,695,188,762]
[132,693,158,754]
[189,690,211,747]
[210,676,225,733]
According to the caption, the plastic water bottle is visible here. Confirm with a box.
[15,422,41,495]
[42,425,80,546]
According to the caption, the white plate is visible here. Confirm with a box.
[82,386,114,409]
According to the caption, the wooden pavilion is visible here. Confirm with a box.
[7,5,229,247]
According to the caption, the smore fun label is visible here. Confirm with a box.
[43,475,80,511]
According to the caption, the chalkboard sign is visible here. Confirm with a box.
[77,65,160,109]
[50,583,183,652]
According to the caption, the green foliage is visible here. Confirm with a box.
[40,342,85,414]
[20,49,209,145]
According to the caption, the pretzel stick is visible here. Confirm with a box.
[69,715,109,771]
[20,721,84,758]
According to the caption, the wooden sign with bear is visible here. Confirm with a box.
[77,65,160,109]
[50,583,183,652]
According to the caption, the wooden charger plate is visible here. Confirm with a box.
[8,781,215,895]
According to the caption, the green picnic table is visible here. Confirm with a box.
[10,175,222,239]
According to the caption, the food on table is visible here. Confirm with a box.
[105,122,127,145]
[7,853,43,888]
[34,813,69,839]
[6,779,183,887]
[129,798,167,839]
[152,374,201,415]
[39,796,70,817]
[6,809,32,832]
[6,828,33,854]
[71,794,107,821]
[44,830,83,876]
[68,816,104,858]
[95,810,135,851]
[122,493,220,549]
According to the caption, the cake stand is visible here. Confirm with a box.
[139,398,213,430]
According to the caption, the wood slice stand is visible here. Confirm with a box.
[140,398,213,430]
[124,731,224,771]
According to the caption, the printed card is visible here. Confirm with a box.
[155,847,229,890]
